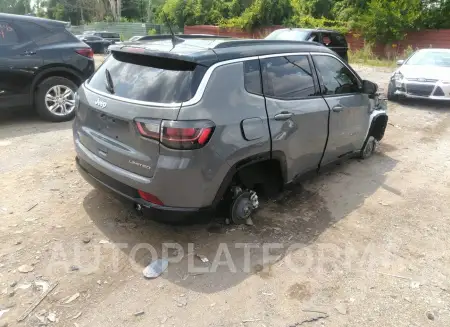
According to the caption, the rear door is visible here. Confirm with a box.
[0,20,43,108]
[260,54,330,182]
[312,53,370,164]
[75,51,207,178]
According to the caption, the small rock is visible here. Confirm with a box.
[245,217,254,226]
[47,311,56,322]
[426,311,435,321]
[96,280,102,285]
[410,281,420,289]
[99,240,110,244]
[82,237,91,244]
[8,290,14,297]
[335,303,347,315]
[18,264,34,273]
[15,240,22,245]
[195,254,209,263]
[9,282,17,288]
[70,265,80,271]
[134,311,145,317]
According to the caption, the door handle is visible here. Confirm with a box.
[22,50,36,56]
[274,112,293,121]
[332,105,344,112]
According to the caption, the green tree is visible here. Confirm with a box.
[357,0,422,44]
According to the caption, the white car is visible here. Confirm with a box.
[388,48,450,101]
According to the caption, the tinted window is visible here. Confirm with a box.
[261,56,316,100]
[86,36,101,41]
[88,52,207,103]
[0,22,19,46]
[309,32,319,42]
[244,60,262,95]
[330,33,347,47]
[313,55,360,95]
[18,22,50,41]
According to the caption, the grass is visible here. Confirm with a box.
[348,43,414,68]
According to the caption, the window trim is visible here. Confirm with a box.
[310,52,363,98]
[243,59,263,96]
[259,54,321,101]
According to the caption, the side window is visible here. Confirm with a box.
[313,55,360,95]
[322,33,332,46]
[243,60,262,95]
[261,55,317,100]
[331,33,347,47]
[0,22,19,46]
[309,33,319,42]
[17,22,50,42]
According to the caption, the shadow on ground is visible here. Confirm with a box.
[0,107,72,139]
[83,151,398,294]
[395,98,450,112]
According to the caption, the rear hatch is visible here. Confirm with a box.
[75,48,208,178]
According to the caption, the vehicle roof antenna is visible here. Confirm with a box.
[162,12,184,47]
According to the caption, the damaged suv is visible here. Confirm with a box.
[73,37,388,224]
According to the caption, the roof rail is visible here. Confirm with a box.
[139,34,232,41]
[214,39,323,49]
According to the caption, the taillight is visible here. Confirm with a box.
[76,48,94,59]
[135,119,215,150]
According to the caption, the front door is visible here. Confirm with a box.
[0,20,42,109]
[260,54,330,182]
[312,53,370,165]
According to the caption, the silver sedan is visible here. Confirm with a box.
[388,48,450,101]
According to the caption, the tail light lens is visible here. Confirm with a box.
[138,190,164,205]
[76,48,94,59]
[135,119,215,150]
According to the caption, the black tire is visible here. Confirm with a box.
[387,81,398,102]
[35,76,78,122]
[360,136,376,159]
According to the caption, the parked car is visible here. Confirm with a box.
[388,48,450,101]
[83,31,120,44]
[78,35,111,54]
[0,13,95,122]
[73,37,387,223]
[265,28,349,62]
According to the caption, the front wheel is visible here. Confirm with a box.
[35,76,77,122]
[360,136,376,159]
[387,81,398,101]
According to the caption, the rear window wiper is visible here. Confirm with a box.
[105,68,115,94]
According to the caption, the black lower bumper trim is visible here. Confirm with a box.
[76,157,213,221]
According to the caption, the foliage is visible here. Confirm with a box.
[148,28,157,35]
[356,0,422,44]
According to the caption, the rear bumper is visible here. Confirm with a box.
[76,156,212,221]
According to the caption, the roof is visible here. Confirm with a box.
[271,27,342,34]
[0,13,69,29]
[110,37,333,67]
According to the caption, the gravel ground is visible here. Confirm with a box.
[1,64,450,327]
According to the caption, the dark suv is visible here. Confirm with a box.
[0,14,95,122]
[84,31,121,44]
[265,28,349,62]
[73,37,387,224]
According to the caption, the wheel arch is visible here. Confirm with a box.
[211,151,288,208]
[31,66,84,101]
[369,113,388,141]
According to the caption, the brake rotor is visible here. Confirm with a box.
[230,189,259,225]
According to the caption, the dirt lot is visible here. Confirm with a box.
[1,64,450,327]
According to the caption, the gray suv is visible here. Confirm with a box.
[73,37,388,224]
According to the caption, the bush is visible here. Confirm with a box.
[148,28,157,35]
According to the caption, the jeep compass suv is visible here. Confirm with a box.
[0,14,95,121]
[73,37,387,223]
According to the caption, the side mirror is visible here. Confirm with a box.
[396,60,404,66]
[362,80,378,95]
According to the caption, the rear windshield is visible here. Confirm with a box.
[88,51,207,103]
[100,33,120,38]
[265,29,310,41]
